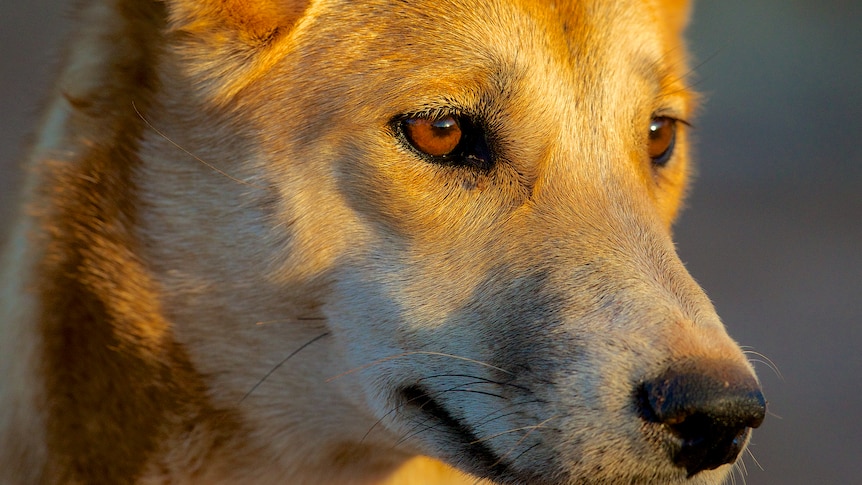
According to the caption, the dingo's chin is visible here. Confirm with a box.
[0,0,764,483]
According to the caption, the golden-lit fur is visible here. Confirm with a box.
[0,0,762,483]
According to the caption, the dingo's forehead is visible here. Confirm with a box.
[285,1,692,109]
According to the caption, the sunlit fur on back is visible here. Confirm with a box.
[0,0,764,484]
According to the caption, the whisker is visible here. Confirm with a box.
[687,48,722,83]
[255,317,326,326]
[507,441,541,469]
[239,331,330,403]
[327,350,514,383]
[741,348,783,380]
[360,374,526,441]
[745,447,764,471]
[394,414,440,444]
[417,373,531,393]
[468,418,554,445]
[393,398,549,449]
[132,101,266,190]
[486,415,559,469]
[728,462,740,485]
[370,367,542,447]
[737,455,748,476]
[472,401,546,429]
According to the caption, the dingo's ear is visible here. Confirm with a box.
[164,0,311,104]
[654,0,692,35]
[166,0,310,45]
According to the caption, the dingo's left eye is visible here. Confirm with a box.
[648,116,677,166]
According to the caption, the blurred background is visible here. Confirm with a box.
[1,1,859,483]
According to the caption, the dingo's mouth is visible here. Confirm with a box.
[397,383,548,483]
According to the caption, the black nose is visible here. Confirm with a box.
[638,359,766,477]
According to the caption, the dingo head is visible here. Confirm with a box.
[130,0,765,482]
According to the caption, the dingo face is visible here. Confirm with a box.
[0,0,765,484]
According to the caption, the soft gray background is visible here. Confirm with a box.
[1,1,859,483]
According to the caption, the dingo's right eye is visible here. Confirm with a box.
[398,114,494,171]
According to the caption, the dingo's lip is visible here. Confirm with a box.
[396,384,557,484]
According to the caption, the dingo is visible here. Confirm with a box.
[0,0,765,483]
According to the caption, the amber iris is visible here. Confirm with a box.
[402,116,463,157]
[647,116,677,165]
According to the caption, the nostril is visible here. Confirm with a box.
[637,360,766,477]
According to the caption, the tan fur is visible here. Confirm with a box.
[1,0,763,483]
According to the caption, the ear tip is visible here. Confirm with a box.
[166,0,310,42]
